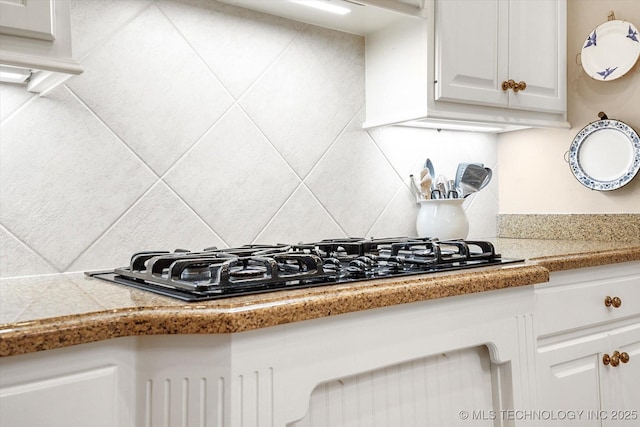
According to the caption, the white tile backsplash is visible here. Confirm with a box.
[0,87,157,270]
[158,0,306,99]
[0,0,498,278]
[240,24,365,178]
[305,112,401,237]
[165,105,300,246]
[68,181,225,271]
[67,4,234,175]
[70,0,153,60]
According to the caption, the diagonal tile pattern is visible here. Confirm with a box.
[305,112,404,237]
[0,0,498,279]
[69,182,226,271]
[67,3,234,175]
[165,105,300,246]
[69,0,153,60]
[0,88,157,270]
[0,227,57,278]
[158,0,306,99]
[240,24,365,178]
[254,185,346,244]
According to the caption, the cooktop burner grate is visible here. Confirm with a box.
[87,237,523,301]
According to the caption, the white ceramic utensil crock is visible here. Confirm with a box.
[416,199,469,240]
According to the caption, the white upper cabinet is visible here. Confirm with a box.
[507,0,566,113]
[436,0,565,114]
[364,0,568,131]
[0,0,83,95]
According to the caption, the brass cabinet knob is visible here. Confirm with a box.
[604,296,622,308]
[611,351,621,367]
[603,351,630,366]
[620,351,630,364]
[501,79,527,92]
[513,80,526,92]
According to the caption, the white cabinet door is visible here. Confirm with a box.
[0,0,54,40]
[435,0,508,108]
[602,324,640,427]
[537,334,606,426]
[508,0,566,113]
[436,0,565,114]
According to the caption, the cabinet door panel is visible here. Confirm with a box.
[537,331,610,426]
[603,327,640,426]
[546,355,602,426]
[508,0,566,113]
[0,366,118,427]
[435,0,509,107]
[0,0,54,40]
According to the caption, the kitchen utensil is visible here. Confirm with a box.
[454,163,483,188]
[478,168,493,190]
[459,164,491,197]
[424,158,435,182]
[409,174,423,202]
[446,180,458,198]
[435,174,447,195]
[419,169,433,198]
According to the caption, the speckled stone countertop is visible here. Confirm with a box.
[1,238,639,357]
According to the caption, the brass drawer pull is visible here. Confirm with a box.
[603,351,630,367]
[604,296,622,308]
[501,79,527,92]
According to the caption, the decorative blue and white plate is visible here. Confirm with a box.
[581,20,640,81]
[569,119,640,191]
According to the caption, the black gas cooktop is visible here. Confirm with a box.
[87,237,523,301]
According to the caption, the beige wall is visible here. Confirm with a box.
[498,0,640,214]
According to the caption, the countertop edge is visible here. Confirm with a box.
[0,264,548,357]
[529,247,640,271]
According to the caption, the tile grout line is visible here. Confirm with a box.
[244,102,365,240]
[0,91,38,126]
[364,182,410,238]
[63,85,160,180]
[160,182,231,249]
[58,86,163,271]
[74,0,156,64]
[367,126,415,194]
[155,0,237,103]
[0,223,62,275]
[364,125,418,235]
[60,181,163,273]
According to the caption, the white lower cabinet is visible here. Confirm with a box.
[0,285,536,426]
[535,262,640,426]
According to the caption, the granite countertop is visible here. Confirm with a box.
[1,238,639,357]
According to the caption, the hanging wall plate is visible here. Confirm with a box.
[581,20,640,81]
[569,114,640,191]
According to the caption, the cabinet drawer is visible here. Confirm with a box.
[536,272,640,337]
